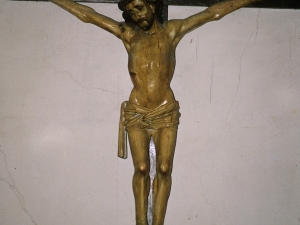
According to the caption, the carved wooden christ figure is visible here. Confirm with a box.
[51,0,260,224]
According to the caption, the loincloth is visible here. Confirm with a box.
[118,101,180,159]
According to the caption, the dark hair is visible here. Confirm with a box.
[118,0,164,24]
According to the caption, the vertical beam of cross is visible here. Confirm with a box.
[162,0,168,21]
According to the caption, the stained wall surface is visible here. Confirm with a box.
[0,1,299,225]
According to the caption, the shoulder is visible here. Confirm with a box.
[165,20,184,37]
[165,19,184,44]
[118,22,138,42]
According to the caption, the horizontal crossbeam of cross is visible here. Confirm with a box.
[11,0,300,20]
[12,0,300,9]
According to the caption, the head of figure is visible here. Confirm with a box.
[118,0,164,30]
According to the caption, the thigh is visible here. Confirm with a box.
[127,128,151,167]
[152,127,178,165]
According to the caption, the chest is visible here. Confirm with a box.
[130,32,173,55]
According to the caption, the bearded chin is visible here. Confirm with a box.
[138,18,154,31]
[141,23,151,30]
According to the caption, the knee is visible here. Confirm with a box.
[157,163,172,177]
[135,162,149,176]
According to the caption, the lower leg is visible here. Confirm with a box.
[133,171,151,225]
[152,172,172,225]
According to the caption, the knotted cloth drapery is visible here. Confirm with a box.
[118,101,181,159]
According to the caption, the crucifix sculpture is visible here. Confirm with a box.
[48,0,261,224]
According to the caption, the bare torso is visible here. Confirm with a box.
[122,22,177,109]
[51,0,258,110]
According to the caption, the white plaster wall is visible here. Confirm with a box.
[0,1,299,224]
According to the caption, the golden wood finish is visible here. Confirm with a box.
[50,0,260,224]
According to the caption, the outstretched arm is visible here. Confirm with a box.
[51,0,124,38]
[170,0,261,45]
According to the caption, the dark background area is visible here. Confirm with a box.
[11,0,300,9]
[168,0,300,9]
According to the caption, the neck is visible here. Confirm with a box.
[145,18,163,35]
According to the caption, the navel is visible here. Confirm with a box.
[130,72,136,77]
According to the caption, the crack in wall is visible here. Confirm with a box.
[288,24,298,72]
[0,1,7,18]
[56,70,119,94]
[226,33,253,125]
[0,147,38,225]
[254,9,260,47]
[210,57,214,104]
[288,146,297,201]
[191,161,211,206]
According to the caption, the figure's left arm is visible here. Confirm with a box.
[170,0,261,45]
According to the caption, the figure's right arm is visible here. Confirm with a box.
[51,0,125,39]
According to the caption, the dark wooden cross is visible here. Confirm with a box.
[12,0,300,21]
